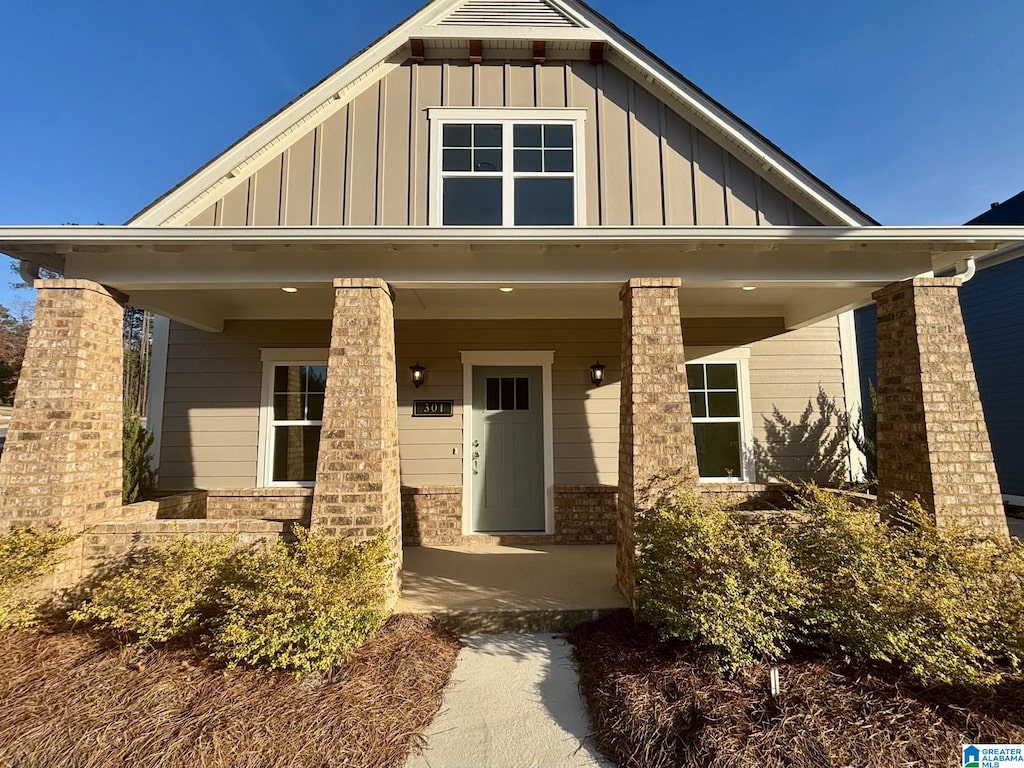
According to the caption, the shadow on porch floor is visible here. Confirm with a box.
[396,544,628,633]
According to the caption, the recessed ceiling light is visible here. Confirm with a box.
[742,286,757,291]
[499,287,515,293]
[281,287,299,293]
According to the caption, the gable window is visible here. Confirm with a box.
[430,108,587,227]
[685,356,753,481]
[259,350,329,487]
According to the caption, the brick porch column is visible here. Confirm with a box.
[618,278,700,607]
[874,277,1008,537]
[0,279,125,531]
[311,279,402,586]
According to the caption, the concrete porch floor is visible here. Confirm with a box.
[396,545,628,628]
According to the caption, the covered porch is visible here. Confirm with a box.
[0,225,1021,601]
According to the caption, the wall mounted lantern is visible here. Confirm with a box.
[410,362,426,388]
[589,360,606,386]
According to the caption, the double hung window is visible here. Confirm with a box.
[686,361,747,480]
[431,108,586,226]
[259,352,328,487]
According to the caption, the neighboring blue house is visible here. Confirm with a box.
[856,190,1024,499]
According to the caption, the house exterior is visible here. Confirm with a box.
[856,190,1024,500]
[0,0,1020,600]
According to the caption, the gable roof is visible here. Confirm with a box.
[966,190,1024,225]
[128,0,877,227]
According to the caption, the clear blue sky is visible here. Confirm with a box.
[2,0,1022,308]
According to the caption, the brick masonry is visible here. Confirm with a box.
[311,279,403,591]
[0,280,125,551]
[206,488,313,524]
[874,277,1008,536]
[401,485,617,546]
[617,278,701,607]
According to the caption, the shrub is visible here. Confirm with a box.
[635,489,808,672]
[69,536,238,645]
[210,530,394,672]
[785,487,1024,684]
[636,483,1024,685]
[123,405,157,504]
[0,526,77,628]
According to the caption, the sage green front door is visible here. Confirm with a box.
[471,366,545,532]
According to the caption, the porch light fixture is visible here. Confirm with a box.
[589,360,606,386]
[499,286,515,293]
[741,286,757,291]
[281,286,299,293]
[410,362,426,388]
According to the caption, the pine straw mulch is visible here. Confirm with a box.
[570,611,1024,768]
[0,614,460,768]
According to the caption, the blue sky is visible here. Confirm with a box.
[1,0,1022,309]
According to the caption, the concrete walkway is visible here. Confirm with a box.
[405,633,614,768]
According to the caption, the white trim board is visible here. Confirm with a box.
[838,310,867,482]
[145,314,171,473]
[460,350,555,535]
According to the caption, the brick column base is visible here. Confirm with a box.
[874,277,1008,537]
[311,279,402,593]
[617,278,701,607]
[0,279,125,533]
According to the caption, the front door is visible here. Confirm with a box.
[471,366,545,532]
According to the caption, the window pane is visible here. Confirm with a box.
[514,178,574,225]
[274,365,292,393]
[274,393,305,421]
[500,378,515,411]
[708,392,740,418]
[272,425,321,482]
[515,377,529,410]
[544,124,573,148]
[474,124,502,147]
[443,148,472,172]
[694,422,742,479]
[444,178,502,225]
[706,363,738,390]
[443,123,471,147]
[306,393,325,421]
[689,392,707,418]
[544,149,573,173]
[686,364,705,391]
[306,366,327,392]
[474,148,502,172]
[514,149,543,172]
[486,378,500,411]
[513,124,542,148]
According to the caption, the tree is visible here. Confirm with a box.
[0,306,31,406]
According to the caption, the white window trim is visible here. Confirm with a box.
[460,350,555,536]
[258,349,329,488]
[428,107,588,227]
[685,347,754,483]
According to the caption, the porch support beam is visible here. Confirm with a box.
[311,278,403,592]
[874,277,1008,537]
[0,279,125,583]
[617,278,700,608]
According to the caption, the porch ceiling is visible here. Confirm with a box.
[1,225,1022,332]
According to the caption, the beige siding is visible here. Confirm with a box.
[186,60,824,227]
[159,315,848,490]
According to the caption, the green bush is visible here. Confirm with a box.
[69,536,238,645]
[785,487,1024,684]
[69,529,395,672]
[210,529,394,672]
[0,526,77,628]
[123,405,157,504]
[636,484,1024,685]
[635,489,808,673]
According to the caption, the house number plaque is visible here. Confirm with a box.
[413,400,454,417]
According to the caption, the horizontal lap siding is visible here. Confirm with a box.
[187,61,823,227]
[746,317,847,481]
[161,316,845,489]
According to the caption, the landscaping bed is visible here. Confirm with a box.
[571,611,1024,768]
[0,614,460,768]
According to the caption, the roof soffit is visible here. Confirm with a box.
[129,0,874,228]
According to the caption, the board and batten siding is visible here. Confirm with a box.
[159,316,848,489]
[185,60,822,229]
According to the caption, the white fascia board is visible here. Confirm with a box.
[127,3,462,227]
[2,225,1024,249]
